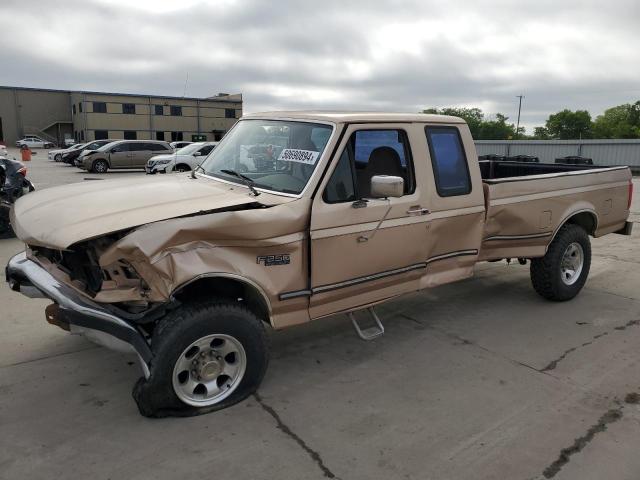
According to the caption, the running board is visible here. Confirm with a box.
[349,307,385,341]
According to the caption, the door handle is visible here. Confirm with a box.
[407,206,430,215]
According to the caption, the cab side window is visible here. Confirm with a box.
[323,129,415,203]
[425,127,471,197]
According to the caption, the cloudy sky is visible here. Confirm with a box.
[1,0,639,131]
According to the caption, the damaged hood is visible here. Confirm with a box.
[12,175,293,249]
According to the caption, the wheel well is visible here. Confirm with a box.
[173,276,271,326]
[175,163,191,171]
[565,211,597,236]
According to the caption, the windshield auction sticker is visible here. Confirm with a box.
[277,149,319,165]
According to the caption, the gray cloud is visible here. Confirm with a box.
[1,0,639,131]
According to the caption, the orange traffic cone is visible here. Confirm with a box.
[20,145,32,162]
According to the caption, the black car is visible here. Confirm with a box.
[62,139,114,165]
[1,157,35,236]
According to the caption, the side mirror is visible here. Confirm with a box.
[110,148,117,153]
[194,152,202,157]
[370,175,404,198]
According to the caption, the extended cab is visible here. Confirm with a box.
[6,112,633,417]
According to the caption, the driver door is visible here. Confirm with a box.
[309,124,430,319]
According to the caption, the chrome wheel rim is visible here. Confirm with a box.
[560,242,584,286]
[172,334,247,407]
[95,162,107,173]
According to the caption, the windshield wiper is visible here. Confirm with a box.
[220,169,260,196]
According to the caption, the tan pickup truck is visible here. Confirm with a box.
[6,112,633,417]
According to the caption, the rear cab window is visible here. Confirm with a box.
[425,126,471,197]
[323,129,415,203]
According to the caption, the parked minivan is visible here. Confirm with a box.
[79,140,172,173]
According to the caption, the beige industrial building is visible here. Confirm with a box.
[0,86,242,146]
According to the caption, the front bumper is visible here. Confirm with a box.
[6,252,152,375]
[145,165,168,174]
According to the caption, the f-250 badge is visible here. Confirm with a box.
[257,254,291,266]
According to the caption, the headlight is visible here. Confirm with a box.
[155,159,171,165]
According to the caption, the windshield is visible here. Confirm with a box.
[176,143,204,156]
[97,141,118,152]
[200,120,333,195]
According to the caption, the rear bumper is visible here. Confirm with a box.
[5,252,152,374]
[615,221,634,236]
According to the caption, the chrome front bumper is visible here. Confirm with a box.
[6,252,152,376]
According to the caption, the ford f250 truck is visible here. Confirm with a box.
[5,112,633,417]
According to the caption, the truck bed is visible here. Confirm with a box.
[478,161,632,261]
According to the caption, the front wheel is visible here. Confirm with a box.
[91,159,108,173]
[133,300,269,417]
[54,154,62,162]
[530,224,591,301]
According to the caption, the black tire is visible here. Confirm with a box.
[175,164,191,173]
[132,300,269,418]
[91,159,108,173]
[530,224,591,301]
[54,154,62,162]
[0,206,14,238]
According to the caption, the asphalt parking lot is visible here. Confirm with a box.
[1,149,640,480]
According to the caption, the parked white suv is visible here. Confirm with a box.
[146,142,217,174]
[16,136,55,149]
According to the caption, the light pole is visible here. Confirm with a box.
[515,95,524,139]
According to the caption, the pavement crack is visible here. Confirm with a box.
[541,319,640,372]
[254,393,339,479]
[542,404,627,478]
[397,313,542,374]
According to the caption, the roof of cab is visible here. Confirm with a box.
[241,111,466,124]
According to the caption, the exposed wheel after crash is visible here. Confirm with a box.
[5,112,634,417]
[133,300,269,417]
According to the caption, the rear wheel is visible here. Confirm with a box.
[132,300,269,417]
[91,159,108,173]
[530,224,591,301]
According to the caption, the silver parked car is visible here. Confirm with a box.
[146,142,218,174]
[79,140,172,173]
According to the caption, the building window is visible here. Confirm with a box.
[156,131,165,141]
[94,130,108,140]
[79,102,83,113]
[74,130,78,141]
[155,105,163,115]
[425,126,471,197]
[171,131,184,141]
[170,105,182,116]
[72,104,76,115]
[93,102,107,113]
[80,131,85,141]
[225,108,236,119]
[213,130,225,141]
[124,130,137,140]
[122,103,136,114]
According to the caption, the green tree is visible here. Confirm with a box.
[532,126,551,139]
[422,107,484,138]
[592,101,640,138]
[545,109,593,139]
[478,113,518,140]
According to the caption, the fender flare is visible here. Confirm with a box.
[171,272,273,324]
[547,208,599,249]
